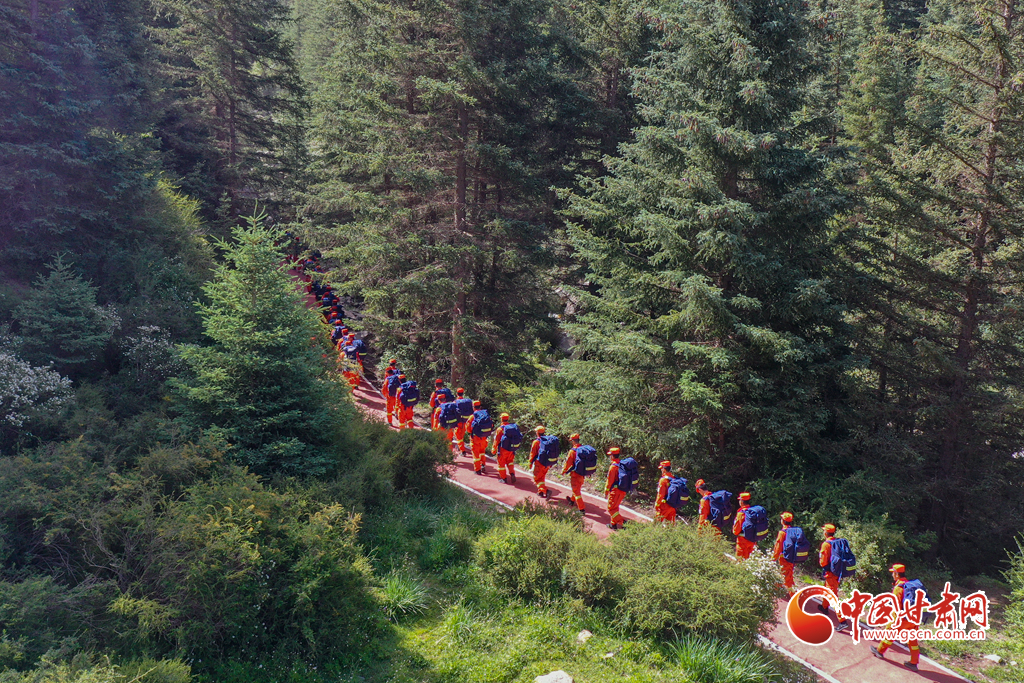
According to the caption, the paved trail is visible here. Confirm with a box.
[297,265,967,683]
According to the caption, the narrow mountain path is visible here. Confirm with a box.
[294,264,968,683]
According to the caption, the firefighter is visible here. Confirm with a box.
[872,564,921,671]
[491,414,522,484]
[384,367,403,425]
[396,375,419,429]
[654,461,676,523]
[429,379,454,411]
[433,395,459,444]
[772,512,798,595]
[527,426,556,498]
[819,524,851,632]
[466,401,492,474]
[732,492,757,559]
[604,447,627,530]
[560,434,593,513]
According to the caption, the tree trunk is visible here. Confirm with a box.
[452,101,470,386]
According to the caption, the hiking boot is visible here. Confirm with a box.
[480,466,486,474]
[871,646,884,660]
[509,473,516,484]
[498,478,507,484]
[903,662,918,671]
[474,469,483,476]
[835,621,850,632]
[565,495,575,505]
[606,523,619,530]
[537,490,547,498]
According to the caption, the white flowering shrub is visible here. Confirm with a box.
[743,547,786,607]
[0,350,73,428]
[121,325,183,382]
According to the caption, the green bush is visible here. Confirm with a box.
[1007,539,1024,638]
[0,656,190,683]
[609,524,780,639]
[832,515,917,593]
[475,516,589,602]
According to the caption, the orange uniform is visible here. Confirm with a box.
[561,447,586,512]
[491,424,517,482]
[655,474,676,523]
[605,462,626,526]
[528,438,549,497]
[381,375,397,425]
[432,405,456,442]
[819,540,841,611]
[876,577,920,666]
[772,528,796,594]
[698,495,712,527]
[732,505,756,559]
[466,413,489,473]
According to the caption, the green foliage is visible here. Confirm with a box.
[376,572,430,622]
[667,634,779,683]
[1007,539,1024,637]
[173,213,354,476]
[0,656,191,683]
[12,258,115,376]
[555,0,851,478]
[610,525,780,638]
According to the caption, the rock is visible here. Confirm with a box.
[1010,661,1017,666]
[983,654,1003,664]
[602,652,615,659]
[576,630,593,644]
[534,671,574,683]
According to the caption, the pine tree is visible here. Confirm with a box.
[173,212,351,476]
[13,257,115,376]
[148,0,306,213]
[838,0,1024,571]
[300,0,600,388]
[557,0,851,476]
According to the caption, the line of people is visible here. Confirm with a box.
[287,245,922,670]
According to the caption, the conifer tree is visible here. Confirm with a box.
[558,0,850,476]
[300,0,599,387]
[13,258,115,376]
[173,213,350,476]
[838,0,1024,570]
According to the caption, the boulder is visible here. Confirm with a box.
[534,671,574,683]
[576,630,593,644]
[983,654,1003,664]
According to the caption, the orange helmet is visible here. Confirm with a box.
[534,425,546,434]
[435,378,444,385]
[398,374,406,379]
[659,460,671,469]
[501,413,510,422]
[890,563,906,574]
[569,433,580,442]
[822,523,837,535]
[738,492,751,502]
[457,387,465,395]
[473,400,481,408]
[780,512,794,523]
[695,478,707,491]
[607,447,621,457]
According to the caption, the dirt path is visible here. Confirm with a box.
[296,265,968,683]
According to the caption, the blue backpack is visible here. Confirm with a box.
[386,374,403,397]
[471,410,494,436]
[826,538,856,579]
[353,339,367,354]
[707,491,733,530]
[536,434,560,466]
[572,445,598,476]
[901,579,933,624]
[434,387,454,405]
[343,344,359,360]
[500,423,523,450]
[399,381,419,406]
[781,527,811,563]
[454,397,474,418]
[438,401,461,428]
[665,477,690,510]
[616,457,640,492]
[741,505,770,542]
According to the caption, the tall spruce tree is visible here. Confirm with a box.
[838,0,1024,571]
[173,213,351,476]
[148,0,305,214]
[299,0,599,388]
[558,0,850,477]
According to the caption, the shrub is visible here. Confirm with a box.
[376,572,430,622]
[475,516,588,602]
[1007,538,1024,637]
[667,634,779,683]
[832,515,916,593]
[609,524,780,639]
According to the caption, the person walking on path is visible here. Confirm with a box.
[561,434,596,512]
[872,563,922,670]
[818,523,853,632]
[429,379,454,412]
[397,375,420,429]
[655,461,689,524]
[453,388,474,453]
[492,414,522,484]
[466,401,492,474]
[732,492,768,559]
[772,512,810,596]
[527,426,559,498]
[605,447,636,530]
